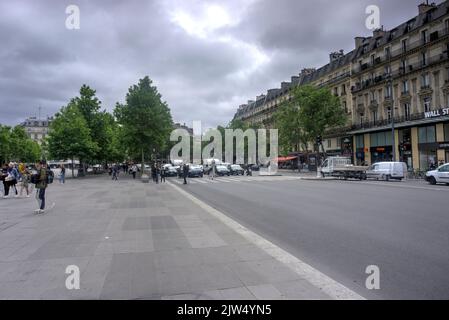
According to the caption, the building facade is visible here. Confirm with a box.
[20,116,52,144]
[233,1,449,170]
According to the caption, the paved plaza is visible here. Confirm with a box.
[0,174,333,300]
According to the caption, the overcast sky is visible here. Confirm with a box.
[0,0,427,129]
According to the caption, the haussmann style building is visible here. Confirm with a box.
[232,1,449,171]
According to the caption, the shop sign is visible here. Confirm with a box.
[424,107,449,119]
[438,142,449,149]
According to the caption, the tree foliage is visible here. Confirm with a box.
[276,85,347,154]
[114,76,173,168]
[0,125,41,164]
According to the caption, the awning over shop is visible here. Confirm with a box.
[276,156,298,162]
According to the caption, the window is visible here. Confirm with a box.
[385,65,391,75]
[327,140,332,148]
[445,19,449,32]
[360,113,365,126]
[422,29,428,44]
[370,131,392,147]
[402,39,407,52]
[421,51,428,66]
[385,85,392,98]
[421,73,430,88]
[402,80,409,93]
[372,110,378,123]
[387,107,392,121]
[371,55,375,65]
[444,123,449,141]
[423,97,431,112]
[439,165,449,172]
[404,103,411,120]
[355,135,364,148]
[385,47,391,59]
[343,101,348,113]
[342,84,346,95]
[418,125,436,143]
[370,91,376,101]
[401,59,407,70]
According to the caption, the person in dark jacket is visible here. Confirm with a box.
[34,160,48,214]
[182,163,189,184]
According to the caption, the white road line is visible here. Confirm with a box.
[168,181,365,300]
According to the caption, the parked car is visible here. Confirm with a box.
[215,165,230,176]
[188,165,204,178]
[365,162,407,181]
[164,165,178,177]
[425,163,449,185]
[228,164,244,175]
[249,164,260,171]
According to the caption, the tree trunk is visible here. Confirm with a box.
[71,157,75,178]
[141,148,144,176]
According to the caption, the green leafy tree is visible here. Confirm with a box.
[277,85,347,158]
[47,103,98,177]
[114,76,173,172]
[0,125,41,163]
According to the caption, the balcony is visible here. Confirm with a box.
[351,26,449,75]
[349,112,426,131]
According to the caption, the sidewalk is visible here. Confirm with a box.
[0,174,338,300]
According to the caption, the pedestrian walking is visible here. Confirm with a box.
[182,163,189,184]
[209,160,216,180]
[19,168,30,197]
[131,164,137,179]
[32,160,49,214]
[160,166,166,183]
[0,163,7,197]
[112,164,119,181]
[5,163,19,198]
[59,164,66,184]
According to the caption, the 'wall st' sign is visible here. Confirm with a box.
[424,107,449,119]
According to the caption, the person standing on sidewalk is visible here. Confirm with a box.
[182,163,189,184]
[33,161,48,214]
[0,164,7,197]
[112,164,119,181]
[160,165,166,183]
[209,160,216,180]
[59,164,66,184]
[19,168,31,197]
[131,164,137,179]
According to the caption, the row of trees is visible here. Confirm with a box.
[0,125,41,165]
[46,76,173,174]
[275,85,347,155]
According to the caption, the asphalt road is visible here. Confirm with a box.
[174,175,449,299]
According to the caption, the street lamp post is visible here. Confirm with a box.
[387,76,396,162]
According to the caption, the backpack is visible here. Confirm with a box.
[46,169,54,184]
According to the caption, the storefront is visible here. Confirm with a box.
[354,134,365,165]
[399,128,413,169]
[370,131,393,163]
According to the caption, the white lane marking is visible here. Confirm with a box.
[168,181,365,300]
[330,179,449,192]
[195,179,208,184]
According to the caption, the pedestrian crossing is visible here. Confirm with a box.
[168,175,301,185]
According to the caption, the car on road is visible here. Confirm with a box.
[215,165,230,176]
[164,165,178,177]
[366,162,407,181]
[228,164,244,175]
[188,165,204,178]
[425,163,449,185]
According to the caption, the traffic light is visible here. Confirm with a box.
[316,135,322,145]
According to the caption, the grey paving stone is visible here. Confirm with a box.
[150,216,179,229]
[247,284,284,300]
[273,279,332,300]
[122,217,151,230]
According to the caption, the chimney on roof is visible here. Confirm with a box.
[281,82,290,90]
[300,68,315,75]
[418,2,436,14]
[355,36,366,49]
[329,50,344,62]
[373,26,385,38]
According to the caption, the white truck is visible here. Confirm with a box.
[320,156,368,180]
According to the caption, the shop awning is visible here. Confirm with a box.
[276,156,298,162]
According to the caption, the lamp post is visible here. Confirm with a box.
[386,76,396,162]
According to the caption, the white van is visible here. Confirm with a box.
[366,162,407,181]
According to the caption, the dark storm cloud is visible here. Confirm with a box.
[0,0,429,128]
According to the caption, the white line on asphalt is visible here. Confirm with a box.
[329,179,449,192]
[168,181,366,300]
